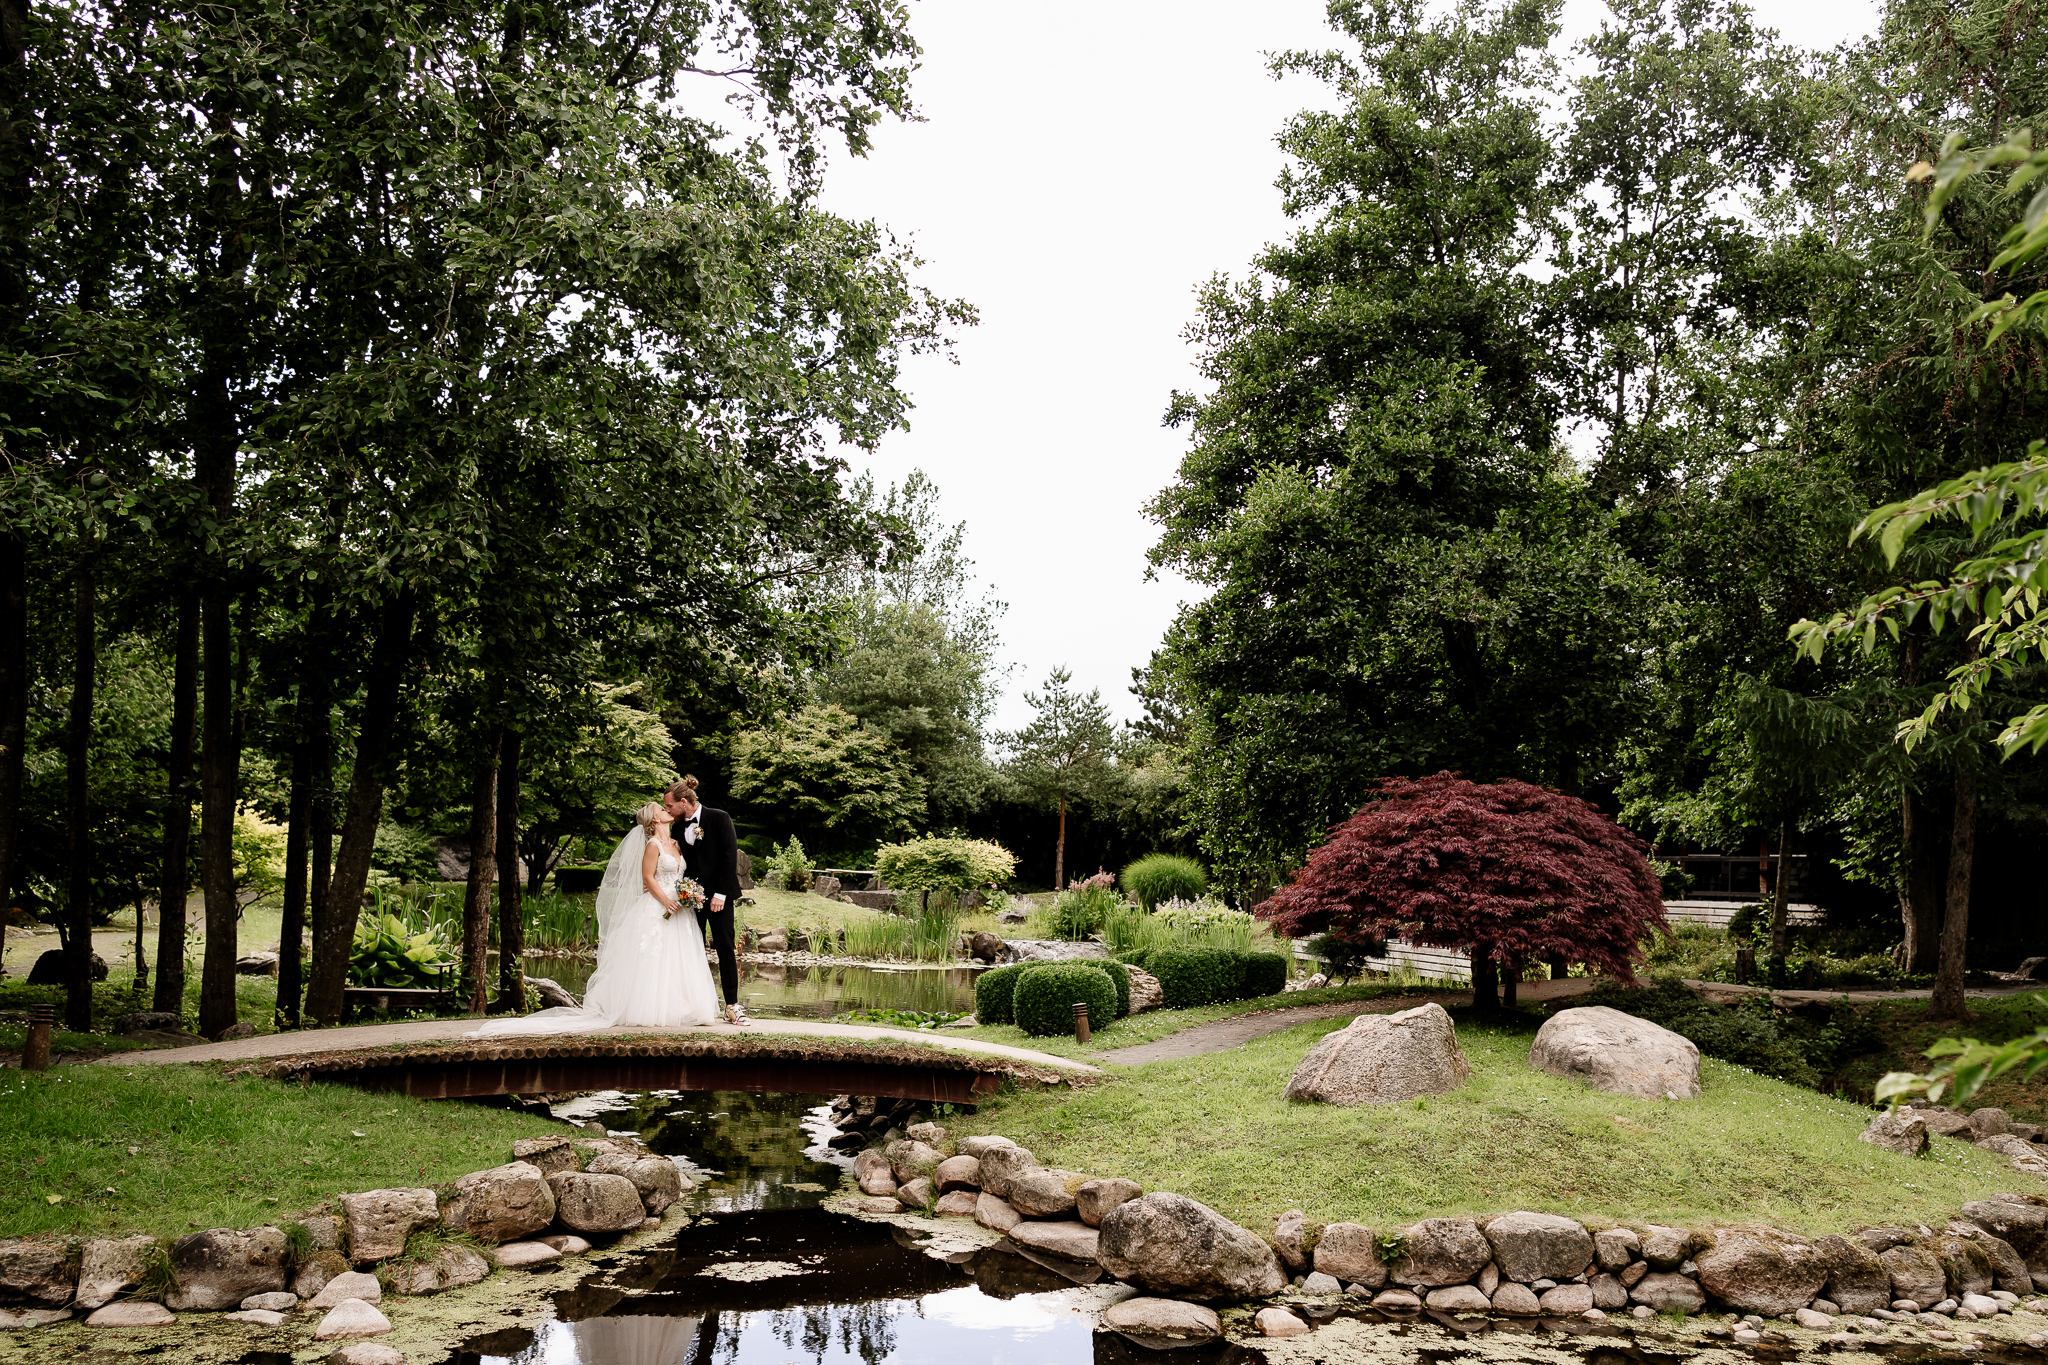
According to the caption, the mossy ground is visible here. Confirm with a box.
[0,1062,561,1240]
[954,1007,2024,1239]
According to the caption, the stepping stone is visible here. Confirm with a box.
[85,1303,174,1328]
[490,1242,562,1268]
[315,1299,393,1340]
[307,1271,382,1309]
[224,1309,288,1326]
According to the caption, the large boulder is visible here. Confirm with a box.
[384,1245,490,1296]
[75,1237,157,1311]
[1858,1112,1929,1156]
[1313,1223,1388,1288]
[1962,1199,2048,1271]
[975,1144,1038,1199]
[1282,1003,1471,1106]
[1274,1211,1311,1273]
[164,1227,290,1311]
[510,1137,581,1177]
[1099,1297,1222,1350]
[1127,967,1164,1014]
[1976,1232,2034,1295]
[0,1240,79,1307]
[1815,1234,1891,1314]
[935,1156,981,1192]
[588,1154,684,1217]
[1077,1178,1141,1228]
[441,1162,555,1244]
[546,1172,646,1234]
[1928,1234,1995,1298]
[1879,1244,1946,1305]
[1007,1221,1100,1265]
[1641,1224,1693,1270]
[1630,1272,1706,1313]
[1594,1227,1640,1271]
[888,1141,943,1187]
[1693,1227,1826,1315]
[1528,1005,1701,1099]
[1096,1193,1286,1301]
[1483,1211,1594,1283]
[341,1188,439,1262]
[1007,1170,1079,1219]
[1389,1218,1492,1288]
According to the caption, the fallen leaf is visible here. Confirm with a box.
[44,1195,61,1205]
[351,1131,366,1138]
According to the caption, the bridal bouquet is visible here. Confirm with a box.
[666,876,706,920]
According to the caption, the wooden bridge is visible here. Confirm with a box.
[104,1017,1097,1103]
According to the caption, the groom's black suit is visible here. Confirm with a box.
[684,805,743,1008]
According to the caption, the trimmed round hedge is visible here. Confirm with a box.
[1242,951,1289,999]
[973,963,1029,1025]
[1014,962,1117,1036]
[1081,957,1131,1017]
[1120,853,1208,910]
[1148,945,1245,1008]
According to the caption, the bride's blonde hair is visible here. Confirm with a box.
[636,801,667,837]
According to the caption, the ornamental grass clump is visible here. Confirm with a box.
[1013,962,1116,1036]
[1259,773,1668,1007]
[1121,853,1207,910]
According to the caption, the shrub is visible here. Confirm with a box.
[1241,951,1289,999]
[770,837,813,892]
[1014,962,1116,1036]
[1079,958,1131,1017]
[1049,885,1120,940]
[1149,946,1246,1009]
[974,963,1029,1024]
[1117,947,1154,971]
[875,837,1018,894]
[1122,853,1207,910]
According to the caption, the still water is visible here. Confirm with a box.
[455,1087,1116,1365]
[515,958,980,1020]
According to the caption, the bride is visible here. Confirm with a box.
[473,802,720,1035]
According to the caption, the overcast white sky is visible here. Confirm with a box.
[815,0,1884,733]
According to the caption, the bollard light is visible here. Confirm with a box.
[1072,1001,1090,1045]
[23,1003,55,1072]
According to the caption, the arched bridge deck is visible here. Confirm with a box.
[102,1017,1098,1102]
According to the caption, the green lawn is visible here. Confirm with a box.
[953,1008,2019,1239]
[0,1063,562,1240]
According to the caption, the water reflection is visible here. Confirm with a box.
[515,957,978,1019]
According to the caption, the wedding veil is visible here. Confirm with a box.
[594,823,648,945]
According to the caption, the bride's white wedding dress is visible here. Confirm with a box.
[472,829,719,1036]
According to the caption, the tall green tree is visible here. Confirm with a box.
[1000,666,1119,890]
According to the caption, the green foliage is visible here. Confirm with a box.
[1121,854,1207,910]
[768,837,814,893]
[1242,952,1289,999]
[1149,946,1248,1010]
[348,913,457,990]
[1073,957,1131,1018]
[974,963,1029,1025]
[874,837,1017,892]
[1102,896,1268,959]
[999,667,1124,885]
[1048,885,1120,940]
[730,705,926,847]
[369,821,441,887]
[1013,961,1116,1036]
[837,1007,965,1030]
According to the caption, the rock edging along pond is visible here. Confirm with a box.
[0,1131,689,1334]
[832,1115,2048,1350]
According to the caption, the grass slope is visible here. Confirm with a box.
[0,1064,560,1241]
[957,1010,2019,1238]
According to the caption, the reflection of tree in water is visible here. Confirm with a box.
[572,1088,846,1211]
[709,1303,897,1365]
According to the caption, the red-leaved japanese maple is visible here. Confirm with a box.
[1257,773,1667,1006]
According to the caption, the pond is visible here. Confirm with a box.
[506,956,981,1020]
[453,1087,1121,1365]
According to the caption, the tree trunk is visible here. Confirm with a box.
[278,710,313,1029]
[496,728,525,1006]
[63,553,96,1032]
[152,594,197,1012]
[304,594,416,1023]
[1898,786,1945,973]
[195,577,239,1038]
[1470,939,1498,1010]
[1054,793,1066,891]
[461,726,499,1013]
[1930,768,1977,1021]
[310,700,333,951]
[0,531,24,936]
[1767,824,1792,989]
[1501,959,1519,1010]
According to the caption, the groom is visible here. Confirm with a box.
[664,778,746,1025]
